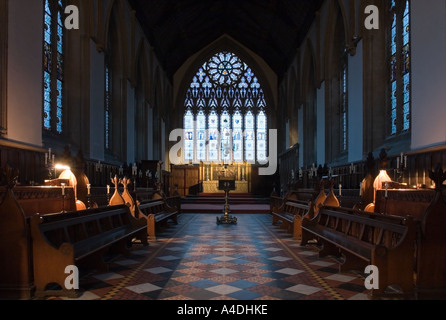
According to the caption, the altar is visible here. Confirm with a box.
[201,162,251,194]
[170,162,252,196]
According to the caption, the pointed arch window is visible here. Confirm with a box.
[184,52,268,164]
[43,0,64,134]
[389,0,411,135]
[340,50,348,153]
[104,58,112,150]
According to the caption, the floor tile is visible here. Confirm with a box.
[40,213,378,301]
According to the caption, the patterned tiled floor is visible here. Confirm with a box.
[38,213,376,302]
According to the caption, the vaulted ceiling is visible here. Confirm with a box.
[128,0,324,83]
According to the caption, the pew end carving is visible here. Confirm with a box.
[0,163,35,299]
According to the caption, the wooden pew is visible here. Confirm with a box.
[301,206,416,298]
[0,165,34,299]
[370,165,446,299]
[0,185,77,218]
[270,179,340,240]
[271,200,313,240]
[136,194,181,241]
[30,205,148,298]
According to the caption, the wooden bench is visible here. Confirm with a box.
[271,200,313,240]
[369,164,446,299]
[301,206,416,298]
[0,185,77,217]
[137,196,180,240]
[30,205,148,298]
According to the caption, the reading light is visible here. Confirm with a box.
[55,164,71,171]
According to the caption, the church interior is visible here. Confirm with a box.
[1,0,446,306]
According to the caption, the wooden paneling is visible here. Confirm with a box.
[170,165,199,197]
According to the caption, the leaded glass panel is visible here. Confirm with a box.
[184,51,267,164]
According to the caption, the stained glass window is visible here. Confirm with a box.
[340,52,348,152]
[184,110,195,161]
[233,110,243,162]
[244,111,255,162]
[105,62,112,150]
[43,0,64,134]
[208,52,243,86]
[221,110,232,161]
[196,110,207,161]
[257,111,267,163]
[402,1,411,132]
[208,110,219,161]
[184,51,267,164]
[389,0,411,135]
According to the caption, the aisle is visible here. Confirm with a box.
[44,214,370,301]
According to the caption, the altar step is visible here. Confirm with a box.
[181,193,270,214]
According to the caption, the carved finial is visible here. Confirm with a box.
[111,175,119,189]
[379,148,389,169]
[365,152,376,175]
[119,177,131,190]
[428,163,446,192]
[3,163,19,189]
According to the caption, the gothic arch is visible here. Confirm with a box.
[103,0,129,162]
[176,35,276,117]
[301,39,318,99]
[134,39,150,162]
[104,0,129,77]
[134,38,150,99]
[323,0,349,80]
[324,0,349,164]
[301,40,318,166]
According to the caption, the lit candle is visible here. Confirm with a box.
[107,185,110,195]
[87,184,91,195]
